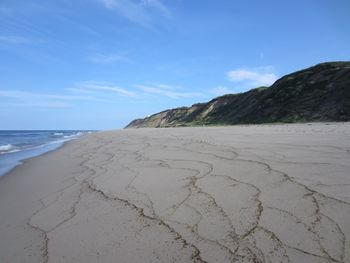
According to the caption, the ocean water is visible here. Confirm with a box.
[0,130,92,176]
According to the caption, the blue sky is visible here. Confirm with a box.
[0,0,349,130]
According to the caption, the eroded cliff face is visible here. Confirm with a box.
[125,62,350,128]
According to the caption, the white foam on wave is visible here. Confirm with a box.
[0,132,87,156]
[63,135,76,139]
[63,132,84,139]
[0,144,14,151]
[0,144,17,153]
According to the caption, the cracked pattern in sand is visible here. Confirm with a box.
[23,125,350,263]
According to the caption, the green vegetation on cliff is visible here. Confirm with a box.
[126,62,350,128]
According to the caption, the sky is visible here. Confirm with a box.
[0,0,349,130]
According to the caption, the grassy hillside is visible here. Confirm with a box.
[126,62,350,128]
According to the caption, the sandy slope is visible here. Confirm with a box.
[1,123,350,263]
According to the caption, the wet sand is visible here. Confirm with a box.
[1,123,350,263]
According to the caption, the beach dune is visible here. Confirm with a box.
[1,123,350,263]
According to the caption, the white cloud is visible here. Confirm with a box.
[153,83,178,90]
[98,0,170,27]
[88,53,133,64]
[142,0,170,17]
[227,68,278,87]
[77,81,138,98]
[0,102,70,108]
[1,80,206,109]
[66,88,97,94]
[0,90,91,101]
[136,84,203,99]
[75,81,202,100]
[0,85,135,108]
[0,89,94,108]
[92,86,137,97]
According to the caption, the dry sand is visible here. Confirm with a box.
[1,123,350,263]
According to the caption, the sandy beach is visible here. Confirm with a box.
[1,123,350,263]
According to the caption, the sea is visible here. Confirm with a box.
[0,130,93,177]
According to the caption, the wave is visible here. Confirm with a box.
[63,132,84,139]
[0,144,18,154]
[0,144,14,151]
[0,131,87,156]
[63,135,76,139]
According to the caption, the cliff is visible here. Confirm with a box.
[126,62,350,128]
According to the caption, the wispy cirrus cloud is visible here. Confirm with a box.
[74,81,204,100]
[0,102,71,108]
[88,52,133,64]
[98,0,170,27]
[0,83,138,108]
[75,81,138,98]
[0,90,92,101]
[0,89,93,108]
[1,80,207,109]
[135,83,203,99]
[227,67,278,87]
[0,35,39,45]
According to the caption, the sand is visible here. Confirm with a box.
[1,123,350,263]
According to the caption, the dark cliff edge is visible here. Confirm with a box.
[125,61,350,128]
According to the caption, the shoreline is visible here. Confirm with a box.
[1,123,350,263]
[0,133,90,178]
[0,137,77,180]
